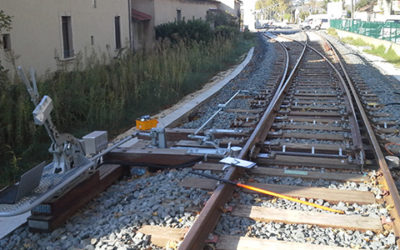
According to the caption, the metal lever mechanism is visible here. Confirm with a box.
[17,67,86,174]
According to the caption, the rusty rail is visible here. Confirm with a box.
[179,33,307,250]
[304,41,365,169]
[324,36,400,239]
[279,33,365,169]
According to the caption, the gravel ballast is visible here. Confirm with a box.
[179,34,277,130]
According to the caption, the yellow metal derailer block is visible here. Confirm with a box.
[136,115,158,131]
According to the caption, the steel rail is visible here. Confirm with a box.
[263,33,290,96]
[278,34,365,168]
[303,40,365,169]
[324,36,400,237]
[179,33,305,250]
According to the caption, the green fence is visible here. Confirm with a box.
[330,19,400,43]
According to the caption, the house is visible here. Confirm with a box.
[242,0,257,31]
[218,0,241,18]
[131,0,242,50]
[153,0,219,26]
[0,0,242,78]
[131,0,155,51]
[1,0,131,78]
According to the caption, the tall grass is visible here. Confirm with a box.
[341,37,369,46]
[327,28,338,38]
[364,45,400,66]
[339,36,400,67]
[0,32,254,188]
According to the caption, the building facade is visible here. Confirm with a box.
[217,0,241,18]
[153,0,218,26]
[131,0,155,51]
[242,0,257,31]
[0,0,241,78]
[1,0,130,78]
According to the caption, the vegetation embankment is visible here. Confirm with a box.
[327,28,400,67]
[0,18,255,188]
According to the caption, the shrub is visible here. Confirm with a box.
[206,9,237,28]
[341,37,369,46]
[364,45,400,66]
[340,36,400,67]
[327,28,338,37]
[215,25,239,37]
[155,19,213,42]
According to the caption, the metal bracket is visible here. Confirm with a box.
[188,131,220,149]
[136,128,167,148]
[18,67,86,174]
[150,128,167,148]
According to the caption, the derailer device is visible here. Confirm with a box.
[0,68,133,217]
[18,67,87,174]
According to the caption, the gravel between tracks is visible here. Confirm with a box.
[211,32,397,249]
[179,34,277,130]
[320,31,400,194]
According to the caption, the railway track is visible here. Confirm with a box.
[2,32,400,249]
[174,32,400,249]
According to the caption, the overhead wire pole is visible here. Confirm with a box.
[351,0,354,20]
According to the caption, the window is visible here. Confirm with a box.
[115,16,121,49]
[91,35,94,45]
[92,0,97,8]
[177,10,182,22]
[2,34,10,50]
[61,16,73,58]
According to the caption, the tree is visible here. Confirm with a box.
[299,10,310,21]
[256,0,290,20]
[355,0,377,11]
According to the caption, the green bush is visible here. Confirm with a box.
[215,25,239,38]
[156,13,240,42]
[206,9,237,28]
[155,19,213,42]
[327,28,338,37]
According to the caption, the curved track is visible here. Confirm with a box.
[179,32,400,249]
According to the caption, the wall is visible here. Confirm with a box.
[218,0,239,17]
[242,0,257,31]
[0,0,130,78]
[131,0,155,51]
[153,0,218,26]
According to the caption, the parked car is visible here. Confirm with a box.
[300,15,329,30]
[320,18,330,29]
[300,18,321,30]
